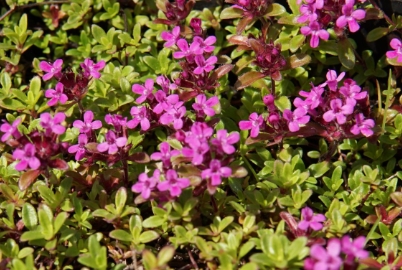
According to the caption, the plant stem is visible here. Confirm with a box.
[241,153,258,181]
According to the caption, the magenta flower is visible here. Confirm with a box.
[156,75,177,93]
[335,0,366,33]
[45,82,68,106]
[350,113,375,137]
[80,58,106,79]
[193,55,217,75]
[105,114,127,132]
[182,139,210,165]
[321,70,345,91]
[150,142,180,167]
[239,112,264,138]
[185,122,214,144]
[157,169,190,197]
[97,130,127,154]
[127,106,151,131]
[153,91,179,114]
[161,26,181,47]
[190,18,202,36]
[192,94,219,117]
[73,110,102,134]
[193,36,216,53]
[160,102,186,130]
[339,79,367,105]
[299,84,324,110]
[132,170,160,199]
[13,143,41,171]
[263,94,276,111]
[298,206,326,231]
[201,159,232,187]
[39,59,63,81]
[304,239,342,270]
[132,79,155,104]
[283,108,310,132]
[40,112,66,135]
[68,134,88,161]
[323,99,354,124]
[1,118,21,142]
[386,38,402,63]
[300,21,329,48]
[172,39,202,59]
[341,236,369,263]
[211,130,240,155]
[297,4,318,23]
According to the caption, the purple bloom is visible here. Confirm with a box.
[160,102,186,130]
[335,0,366,33]
[1,118,22,142]
[193,36,216,53]
[239,112,264,138]
[150,142,180,167]
[105,114,127,132]
[298,206,326,231]
[323,99,354,124]
[339,79,367,105]
[157,169,190,197]
[193,55,217,75]
[40,112,66,135]
[185,122,214,145]
[127,106,151,131]
[132,79,155,104]
[350,113,375,137]
[283,108,310,132]
[173,39,202,59]
[201,159,232,187]
[97,130,127,154]
[45,82,68,106]
[182,139,210,165]
[321,70,345,91]
[304,239,342,270]
[297,4,318,24]
[68,134,88,161]
[300,21,329,48]
[156,75,177,93]
[73,110,102,134]
[80,58,106,79]
[13,143,41,171]
[299,84,324,110]
[386,38,402,63]
[132,170,160,199]
[211,130,240,155]
[39,59,63,81]
[161,26,181,47]
[263,94,276,111]
[192,94,219,117]
[190,18,203,36]
[341,235,369,263]
[153,91,179,114]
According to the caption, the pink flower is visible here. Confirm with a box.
[350,113,375,137]
[132,79,155,104]
[335,0,366,33]
[161,26,181,48]
[201,159,232,192]
[153,91,179,114]
[157,169,190,197]
[192,94,219,117]
[323,99,354,124]
[339,79,367,105]
[127,106,151,131]
[160,102,186,130]
[1,118,21,142]
[341,236,369,263]
[97,130,127,154]
[182,139,209,165]
[40,112,66,135]
[185,122,213,144]
[283,108,310,132]
[80,58,106,79]
[193,55,217,75]
[386,38,402,63]
[173,39,202,59]
[298,207,326,231]
[321,70,345,91]
[300,21,329,48]
[73,110,102,134]
[263,94,276,111]
[45,82,68,106]
[13,143,41,171]
[39,59,63,81]
[105,114,127,132]
[299,85,324,110]
[239,112,264,138]
[297,4,318,24]
[156,75,177,93]
[193,36,216,53]
[304,239,342,270]
[211,129,240,155]
[68,134,88,161]
[132,170,160,199]
[150,142,180,167]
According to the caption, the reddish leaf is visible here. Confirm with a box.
[153,19,172,25]
[210,64,234,81]
[19,170,41,190]
[359,258,383,269]
[234,71,266,90]
[220,7,244,19]
[284,53,311,70]
[248,39,263,55]
[179,90,198,102]
[391,192,402,207]
[127,152,150,163]
[236,16,254,34]
[48,158,69,170]
[228,35,250,47]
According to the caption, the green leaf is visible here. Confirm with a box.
[19,170,41,191]
[265,3,286,17]
[142,249,157,270]
[139,231,159,243]
[157,246,175,266]
[54,212,68,234]
[92,24,106,43]
[20,231,44,241]
[115,187,127,214]
[338,39,355,70]
[289,35,306,53]
[38,205,54,240]
[285,53,311,69]
[218,216,234,232]
[22,203,38,230]
[18,247,34,259]
[366,27,389,42]
[1,72,12,91]
[142,216,165,228]
[220,7,243,19]
[110,229,134,242]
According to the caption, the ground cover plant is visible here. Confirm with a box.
[2,0,402,269]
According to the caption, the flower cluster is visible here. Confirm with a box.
[298,0,366,48]
[239,69,374,140]
[386,38,402,63]
[305,236,368,269]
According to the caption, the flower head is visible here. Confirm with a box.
[161,26,181,47]
[304,239,342,270]
[386,38,402,63]
[335,0,366,33]
[68,134,88,161]
[45,82,68,106]
[301,21,329,48]
[97,130,127,154]
[192,94,219,117]
[239,112,264,138]
[80,58,105,79]
[13,143,41,171]
[150,142,180,167]
[127,106,151,131]
[341,236,369,263]
[157,169,190,197]
[1,118,22,142]
[283,108,310,132]
[211,130,240,155]
[350,113,375,137]
[132,79,155,104]
[40,112,66,135]
[73,110,102,134]
[193,55,217,75]
[201,159,232,194]
[323,99,354,124]
[132,170,160,199]
[298,206,326,231]
[39,59,63,81]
